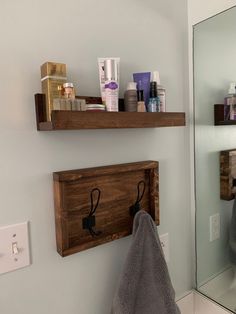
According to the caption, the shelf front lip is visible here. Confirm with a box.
[53,160,158,182]
[37,111,186,131]
[215,121,236,126]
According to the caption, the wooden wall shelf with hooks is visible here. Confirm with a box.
[35,94,185,130]
[53,160,159,257]
[220,149,236,200]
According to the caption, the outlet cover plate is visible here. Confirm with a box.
[210,214,220,242]
[160,233,169,263]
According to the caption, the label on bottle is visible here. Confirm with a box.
[105,82,118,90]
[157,88,166,112]
[148,98,158,112]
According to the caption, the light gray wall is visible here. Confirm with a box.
[194,6,236,285]
[0,1,192,313]
[188,0,236,25]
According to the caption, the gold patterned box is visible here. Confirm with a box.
[41,62,67,121]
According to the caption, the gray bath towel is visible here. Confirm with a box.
[229,197,236,264]
[111,210,180,314]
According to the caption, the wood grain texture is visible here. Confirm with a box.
[220,149,236,200]
[53,161,159,256]
[50,111,185,130]
[34,93,185,130]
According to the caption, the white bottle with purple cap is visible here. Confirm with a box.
[104,59,119,112]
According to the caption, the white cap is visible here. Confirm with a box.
[104,59,118,81]
[63,82,74,88]
[152,71,160,85]
[126,82,137,90]
[228,82,236,94]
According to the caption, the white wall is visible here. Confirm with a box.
[0,1,192,313]
[188,0,236,25]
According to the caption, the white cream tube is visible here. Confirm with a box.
[98,57,120,106]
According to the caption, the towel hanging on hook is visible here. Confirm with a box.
[82,188,102,237]
[129,180,146,216]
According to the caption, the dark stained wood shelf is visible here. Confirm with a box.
[35,93,185,130]
[214,104,236,125]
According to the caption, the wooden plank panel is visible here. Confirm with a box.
[220,149,236,200]
[50,111,185,130]
[53,161,159,256]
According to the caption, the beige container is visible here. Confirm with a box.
[41,62,66,78]
[41,62,67,121]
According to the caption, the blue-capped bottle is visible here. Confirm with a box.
[148,81,159,112]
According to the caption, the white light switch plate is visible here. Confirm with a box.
[0,222,30,275]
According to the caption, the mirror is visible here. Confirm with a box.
[194,5,236,312]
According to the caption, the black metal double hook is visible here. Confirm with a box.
[129,180,146,216]
[82,188,102,237]
[83,181,146,237]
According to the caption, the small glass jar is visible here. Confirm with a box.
[63,82,75,99]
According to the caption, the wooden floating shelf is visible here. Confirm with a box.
[35,93,185,130]
[214,104,236,125]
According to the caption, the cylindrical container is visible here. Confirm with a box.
[148,82,158,112]
[124,82,138,112]
[157,85,166,112]
[152,71,166,112]
[63,82,75,99]
[63,82,75,110]
[104,59,119,111]
[137,90,146,112]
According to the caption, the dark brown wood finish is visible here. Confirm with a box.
[53,161,159,256]
[35,94,47,130]
[220,149,236,200]
[35,93,185,130]
[214,104,236,125]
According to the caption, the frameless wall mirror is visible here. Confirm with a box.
[194,5,236,313]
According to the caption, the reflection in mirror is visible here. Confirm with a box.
[194,5,236,313]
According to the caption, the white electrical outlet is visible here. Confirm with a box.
[0,222,30,274]
[160,233,169,263]
[209,213,220,242]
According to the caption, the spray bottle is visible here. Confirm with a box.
[152,71,166,112]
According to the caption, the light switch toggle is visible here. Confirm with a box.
[12,242,19,255]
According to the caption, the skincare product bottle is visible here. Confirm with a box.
[148,82,158,112]
[133,72,151,108]
[98,57,120,104]
[41,62,67,120]
[152,71,166,112]
[63,82,75,110]
[104,59,119,111]
[137,90,146,112]
[53,82,83,111]
[224,82,236,120]
[124,82,138,112]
